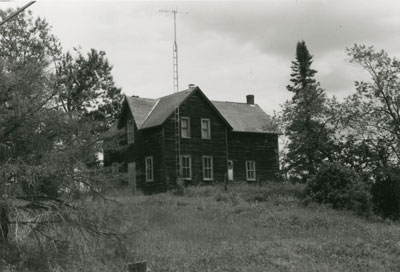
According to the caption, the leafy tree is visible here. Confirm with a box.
[56,48,123,129]
[345,44,400,161]
[341,44,400,218]
[0,9,61,70]
[282,41,333,182]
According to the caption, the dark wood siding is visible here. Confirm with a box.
[104,112,145,188]
[163,91,228,185]
[103,112,140,169]
[141,127,164,193]
[104,90,280,194]
[228,132,279,182]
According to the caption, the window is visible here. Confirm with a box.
[111,162,119,174]
[202,156,213,180]
[181,117,191,138]
[145,156,153,182]
[127,119,135,144]
[246,160,256,181]
[201,118,211,139]
[180,155,192,180]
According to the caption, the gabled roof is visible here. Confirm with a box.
[123,87,279,134]
[126,96,158,128]
[140,89,194,129]
[212,101,279,133]
[126,87,231,130]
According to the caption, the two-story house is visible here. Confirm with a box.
[104,86,279,194]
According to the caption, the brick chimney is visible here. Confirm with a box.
[188,84,196,90]
[246,94,254,105]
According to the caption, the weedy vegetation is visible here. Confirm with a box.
[3,182,399,271]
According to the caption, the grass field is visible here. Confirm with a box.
[87,182,400,272]
[3,182,400,271]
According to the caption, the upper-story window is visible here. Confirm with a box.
[181,117,191,138]
[201,118,211,139]
[127,119,134,144]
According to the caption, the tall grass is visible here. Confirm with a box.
[3,182,400,271]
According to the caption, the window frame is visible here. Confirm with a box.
[201,118,211,139]
[181,117,191,139]
[202,156,214,181]
[180,155,192,180]
[246,160,256,181]
[127,119,135,144]
[145,156,154,182]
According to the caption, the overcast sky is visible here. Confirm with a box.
[2,0,400,114]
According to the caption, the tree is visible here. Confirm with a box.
[0,9,61,164]
[342,44,400,218]
[0,9,123,270]
[56,48,123,130]
[0,9,61,70]
[282,41,333,182]
[345,45,400,160]
[287,41,317,100]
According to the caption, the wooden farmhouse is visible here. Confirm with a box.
[104,86,280,194]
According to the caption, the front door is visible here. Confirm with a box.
[128,162,136,195]
[227,160,234,181]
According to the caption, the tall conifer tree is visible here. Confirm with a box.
[282,41,332,182]
[287,41,317,99]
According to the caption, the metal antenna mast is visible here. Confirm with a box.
[172,9,179,94]
[159,8,187,181]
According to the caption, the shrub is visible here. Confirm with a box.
[306,162,372,215]
[372,167,400,219]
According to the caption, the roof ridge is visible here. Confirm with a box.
[128,95,158,100]
[212,100,259,106]
[157,89,191,99]
[127,89,192,101]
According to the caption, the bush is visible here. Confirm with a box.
[306,162,372,215]
[372,167,400,219]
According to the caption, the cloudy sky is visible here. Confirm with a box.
[2,0,400,114]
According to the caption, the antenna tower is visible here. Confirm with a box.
[159,9,187,181]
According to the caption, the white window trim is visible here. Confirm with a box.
[201,118,211,139]
[246,160,256,181]
[181,117,191,139]
[145,156,154,182]
[202,156,214,181]
[127,119,135,144]
[180,155,192,180]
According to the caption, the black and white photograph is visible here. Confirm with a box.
[1,0,400,271]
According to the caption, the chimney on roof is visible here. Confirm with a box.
[188,84,196,90]
[246,94,254,105]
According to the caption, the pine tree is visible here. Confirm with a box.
[0,10,122,258]
[287,41,317,99]
[282,41,332,182]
